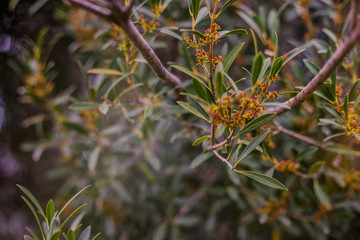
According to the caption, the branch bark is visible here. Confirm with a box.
[267,16,360,115]
[272,120,325,148]
[66,0,183,87]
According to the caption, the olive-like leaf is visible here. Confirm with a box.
[236,113,276,137]
[219,29,248,38]
[46,199,55,225]
[177,101,210,122]
[181,29,205,39]
[270,57,284,77]
[192,135,211,146]
[251,53,264,85]
[223,42,245,73]
[234,129,269,167]
[236,170,287,190]
[314,179,331,208]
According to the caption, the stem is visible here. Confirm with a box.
[212,150,233,169]
[67,0,183,88]
[207,130,235,151]
[267,16,360,115]
[208,0,220,101]
[272,120,325,148]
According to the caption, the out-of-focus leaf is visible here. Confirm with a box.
[144,104,154,119]
[153,223,167,240]
[177,101,210,122]
[58,185,91,216]
[325,144,360,155]
[195,7,208,26]
[79,226,91,240]
[282,48,306,67]
[145,150,161,171]
[293,147,318,163]
[70,102,99,111]
[237,11,263,41]
[87,68,125,76]
[190,152,213,168]
[236,170,287,190]
[160,29,182,41]
[181,29,205,39]
[170,64,207,87]
[314,180,331,208]
[89,145,101,172]
[349,80,360,101]
[308,161,325,175]
[62,122,89,135]
[303,59,319,75]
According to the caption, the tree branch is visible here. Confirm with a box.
[272,120,325,148]
[67,0,183,87]
[207,130,235,151]
[212,150,233,169]
[267,17,360,115]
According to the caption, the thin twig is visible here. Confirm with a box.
[207,130,235,151]
[67,0,111,17]
[272,120,325,148]
[212,150,233,169]
[67,0,183,87]
[267,17,360,115]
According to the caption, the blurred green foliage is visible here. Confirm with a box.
[8,0,360,239]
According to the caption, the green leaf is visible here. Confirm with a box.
[192,78,208,103]
[181,29,205,39]
[308,161,325,175]
[257,57,271,82]
[237,170,287,190]
[21,196,45,240]
[191,0,201,19]
[303,59,319,75]
[224,73,239,93]
[251,53,264,85]
[237,11,263,42]
[69,102,99,111]
[58,185,91,217]
[270,57,284,77]
[60,204,87,229]
[79,226,91,240]
[24,236,35,240]
[223,42,245,73]
[190,152,213,168]
[145,150,161,171]
[282,48,306,67]
[170,64,207,88]
[314,179,331,208]
[46,199,55,225]
[62,122,89,135]
[344,94,349,120]
[152,223,167,240]
[236,113,276,137]
[144,104,154,119]
[234,129,269,167]
[219,29,248,37]
[177,101,210,122]
[160,29,182,41]
[67,229,76,240]
[192,135,211,146]
[17,185,46,220]
[323,133,346,142]
[104,74,130,96]
[188,97,210,120]
[217,0,237,16]
[87,68,125,76]
[214,68,225,98]
[49,231,61,240]
[325,144,360,156]
[293,147,318,163]
[349,80,360,102]
[195,7,208,26]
